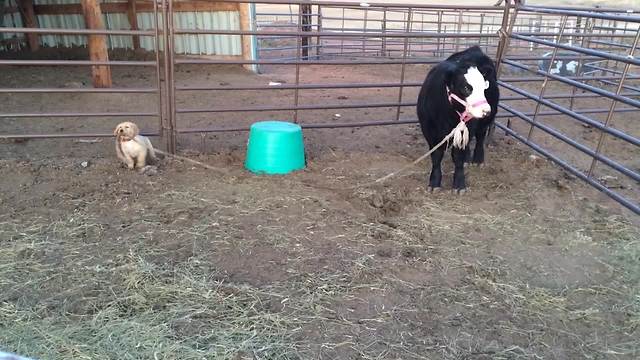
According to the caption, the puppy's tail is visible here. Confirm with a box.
[142,136,160,162]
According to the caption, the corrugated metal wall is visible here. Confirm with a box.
[0,0,24,50]
[1,0,242,55]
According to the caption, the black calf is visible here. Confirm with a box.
[417,46,500,192]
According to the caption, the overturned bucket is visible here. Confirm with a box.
[244,121,306,175]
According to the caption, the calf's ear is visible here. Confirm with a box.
[479,61,496,80]
[441,61,458,88]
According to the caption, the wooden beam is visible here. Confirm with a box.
[32,2,238,15]
[18,0,40,51]
[0,6,19,14]
[80,0,112,88]
[238,3,253,71]
[127,0,140,50]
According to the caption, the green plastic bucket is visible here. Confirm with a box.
[244,121,306,175]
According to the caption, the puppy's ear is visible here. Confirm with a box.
[113,125,120,137]
[131,123,140,137]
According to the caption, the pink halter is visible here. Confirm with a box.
[446,86,488,123]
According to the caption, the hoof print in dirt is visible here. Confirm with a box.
[380,219,399,229]
[369,193,385,209]
[552,179,571,191]
[401,247,419,258]
[375,247,394,258]
[452,188,468,195]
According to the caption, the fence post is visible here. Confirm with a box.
[395,7,412,122]
[490,0,519,142]
[301,4,311,60]
[569,15,589,111]
[494,0,519,76]
[316,5,322,58]
[436,10,442,56]
[526,15,570,142]
[293,4,303,123]
[80,0,112,88]
[381,7,387,56]
[161,0,176,154]
[17,0,39,51]
[362,7,368,54]
[152,0,164,147]
[455,10,462,52]
[127,0,140,50]
[479,13,485,51]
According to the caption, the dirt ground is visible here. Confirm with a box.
[1,50,640,359]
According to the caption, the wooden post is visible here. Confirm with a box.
[127,0,140,50]
[238,2,254,71]
[18,0,40,51]
[80,0,112,88]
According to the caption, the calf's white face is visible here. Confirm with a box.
[462,66,491,119]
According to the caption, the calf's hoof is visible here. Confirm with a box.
[452,188,468,195]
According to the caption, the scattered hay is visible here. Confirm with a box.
[1,153,639,359]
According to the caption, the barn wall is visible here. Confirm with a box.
[1,0,243,56]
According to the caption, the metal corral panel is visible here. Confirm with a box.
[8,0,242,55]
[0,0,24,50]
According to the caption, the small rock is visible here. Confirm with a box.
[553,178,571,191]
[140,165,158,176]
[484,340,501,353]
[80,161,89,168]
[370,193,384,208]
[528,154,544,167]
[598,175,625,189]
[62,81,84,88]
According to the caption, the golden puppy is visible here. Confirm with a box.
[113,121,156,169]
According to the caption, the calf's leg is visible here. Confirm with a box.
[428,146,445,191]
[472,127,488,165]
[452,147,467,192]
